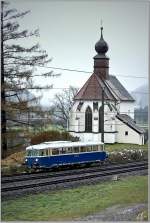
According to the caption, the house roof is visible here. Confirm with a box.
[74,73,135,102]
[116,114,145,134]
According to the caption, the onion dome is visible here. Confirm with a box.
[95,27,109,55]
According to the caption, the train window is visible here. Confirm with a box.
[59,148,66,154]
[73,147,79,153]
[67,147,72,154]
[98,145,103,151]
[92,145,98,151]
[80,146,86,153]
[52,148,59,155]
[86,146,92,152]
[39,150,44,156]
[44,149,49,156]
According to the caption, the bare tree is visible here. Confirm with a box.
[1,1,59,157]
[50,86,78,128]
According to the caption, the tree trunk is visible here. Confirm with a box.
[1,1,7,158]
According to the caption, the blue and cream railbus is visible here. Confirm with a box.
[25,141,108,169]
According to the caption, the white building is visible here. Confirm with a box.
[69,27,145,145]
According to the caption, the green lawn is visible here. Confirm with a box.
[105,143,148,152]
[1,175,148,221]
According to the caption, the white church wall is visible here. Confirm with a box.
[119,101,136,119]
[104,133,117,143]
[69,132,116,143]
[69,100,117,144]
[116,118,144,145]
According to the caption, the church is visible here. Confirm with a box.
[68,27,145,145]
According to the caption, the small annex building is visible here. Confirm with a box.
[68,27,145,145]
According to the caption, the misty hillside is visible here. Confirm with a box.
[131,84,148,108]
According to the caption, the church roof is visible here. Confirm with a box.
[74,73,135,102]
[116,114,145,134]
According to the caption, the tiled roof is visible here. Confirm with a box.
[116,114,145,134]
[106,75,135,101]
[74,73,135,102]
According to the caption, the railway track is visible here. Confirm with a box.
[2,160,148,183]
[1,160,148,199]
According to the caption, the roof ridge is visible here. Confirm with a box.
[104,79,119,101]
[95,75,117,101]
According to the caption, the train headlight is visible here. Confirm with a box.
[25,159,27,162]
[35,158,39,162]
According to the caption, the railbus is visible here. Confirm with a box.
[25,141,108,169]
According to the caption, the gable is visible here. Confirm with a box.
[116,114,145,134]
[74,73,135,102]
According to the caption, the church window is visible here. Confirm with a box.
[77,102,83,111]
[85,106,92,132]
[125,131,128,136]
[93,102,98,111]
[99,106,103,132]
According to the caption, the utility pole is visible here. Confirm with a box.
[101,87,104,143]
[1,1,7,158]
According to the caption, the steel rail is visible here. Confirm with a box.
[2,160,148,184]
[2,162,148,194]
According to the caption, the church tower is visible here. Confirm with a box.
[68,26,142,144]
[94,27,109,80]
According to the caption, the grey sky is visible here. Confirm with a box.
[10,0,149,105]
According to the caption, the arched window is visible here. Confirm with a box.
[99,106,103,132]
[85,106,92,132]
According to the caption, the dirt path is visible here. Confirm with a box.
[76,203,147,221]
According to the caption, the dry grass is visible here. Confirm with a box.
[1,150,26,167]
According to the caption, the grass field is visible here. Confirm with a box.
[1,175,148,221]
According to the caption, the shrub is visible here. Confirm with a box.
[108,149,148,163]
[30,130,79,145]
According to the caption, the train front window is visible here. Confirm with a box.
[26,150,32,156]
[26,150,39,157]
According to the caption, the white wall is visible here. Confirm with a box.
[69,132,117,144]
[69,100,143,145]
[116,118,144,145]
[118,101,136,119]
[69,100,117,133]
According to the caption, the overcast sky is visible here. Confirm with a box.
[10,0,149,106]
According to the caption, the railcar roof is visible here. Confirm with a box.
[26,141,104,150]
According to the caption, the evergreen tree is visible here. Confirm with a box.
[1,1,57,158]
